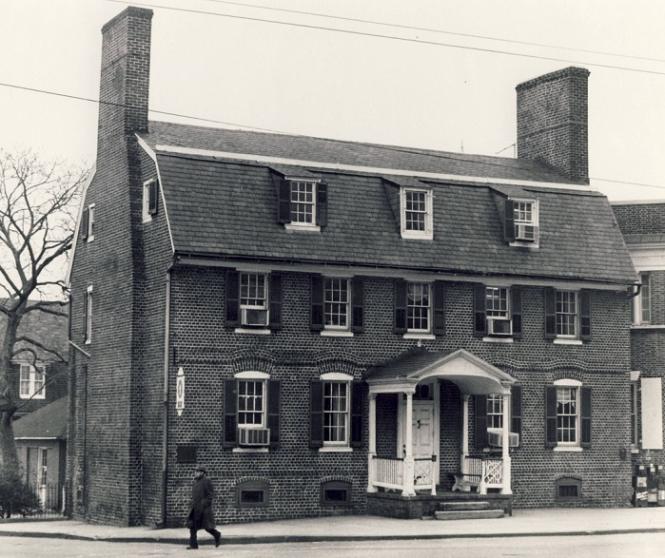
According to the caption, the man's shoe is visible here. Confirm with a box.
[214,533,221,547]
[186,545,198,550]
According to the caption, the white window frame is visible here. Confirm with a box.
[239,272,269,328]
[406,281,431,334]
[234,371,269,430]
[142,179,156,223]
[323,277,350,331]
[85,285,93,344]
[400,187,433,240]
[38,448,48,486]
[288,180,317,227]
[553,378,581,449]
[19,363,46,400]
[510,198,539,245]
[632,273,651,325]
[485,286,512,337]
[486,394,503,430]
[87,204,95,242]
[320,372,352,450]
[555,290,579,339]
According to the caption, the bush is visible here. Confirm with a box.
[0,470,41,518]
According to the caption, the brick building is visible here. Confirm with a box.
[612,202,665,477]
[67,7,637,526]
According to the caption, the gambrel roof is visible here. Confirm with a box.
[137,121,636,286]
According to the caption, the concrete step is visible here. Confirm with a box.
[440,501,491,511]
[434,509,504,521]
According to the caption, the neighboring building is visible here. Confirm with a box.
[67,7,637,526]
[612,202,665,475]
[13,396,68,512]
[0,302,68,419]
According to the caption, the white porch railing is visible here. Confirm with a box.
[371,456,437,495]
[462,456,503,494]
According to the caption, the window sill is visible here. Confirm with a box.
[403,332,435,340]
[400,231,433,240]
[84,339,91,345]
[285,223,320,233]
[234,328,271,335]
[320,330,354,337]
[553,338,583,345]
[87,236,94,243]
[142,215,153,224]
[232,447,269,454]
[553,446,583,452]
[509,241,539,249]
[631,324,665,330]
[631,448,640,454]
[319,446,353,453]
[482,336,514,344]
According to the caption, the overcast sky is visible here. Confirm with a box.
[1,0,664,201]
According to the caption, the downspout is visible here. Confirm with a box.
[161,267,172,527]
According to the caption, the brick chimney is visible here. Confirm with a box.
[97,7,152,158]
[516,67,590,184]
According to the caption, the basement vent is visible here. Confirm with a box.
[556,477,582,500]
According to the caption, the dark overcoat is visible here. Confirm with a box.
[187,476,216,531]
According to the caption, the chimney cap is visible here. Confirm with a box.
[516,66,590,92]
[102,6,153,34]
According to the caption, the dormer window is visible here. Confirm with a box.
[290,181,316,225]
[506,198,539,245]
[273,169,327,231]
[142,178,159,223]
[400,187,433,239]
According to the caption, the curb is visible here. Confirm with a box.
[2,527,665,545]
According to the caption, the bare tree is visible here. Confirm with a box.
[0,149,86,476]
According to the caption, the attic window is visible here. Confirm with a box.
[505,198,538,245]
[400,188,433,240]
[142,179,159,223]
[273,171,327,231]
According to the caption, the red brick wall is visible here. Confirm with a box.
[613,204,665,235]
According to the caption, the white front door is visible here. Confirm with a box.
[412,402,434,458]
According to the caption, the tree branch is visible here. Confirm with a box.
[13,336,66,363]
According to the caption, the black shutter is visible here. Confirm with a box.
[581,387,592,448]
[223,379,237,448]
[504,199,515,242]
[394,279,407,334]
[473,284,487,337]
[148,180,159,215]
[474,395,488,450]
[433,281,446,336]
[311,275,324,331]
[82,289,88,342]
[545,386,557,448]
[225,271,240,328]
[81,207,89,241]
[269,273,282,331]
[316,182,328,227]
[272,173,291,224]
[544,288,556,340]
[268,380,280,448]
[511,287,522,339]
[580,290,592,341]
[511,386,522,444]
[351,277,364,333]
[351,381,364,448]
[310,380,323,448]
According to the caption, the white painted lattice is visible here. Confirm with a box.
[483,458,503,487]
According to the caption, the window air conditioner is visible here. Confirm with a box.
[487,318,512,336]
[515,224,536,242]
[487,427,519,448]
[241,308,268,327]
[238,427,271,447]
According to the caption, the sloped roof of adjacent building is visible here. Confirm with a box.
[13,396,68,440]
[138,121,636,286]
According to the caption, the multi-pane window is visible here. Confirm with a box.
[39,449,48,486]
[87,204,95,241]
[237,380,265,427]
[324,278,350,329]
[512,199,538,242]
[239,273,268,326]
[486,394,503,429]
[407,282,430,332]
[405,190,427,232]
[290,181,316,224]
[19,364,46,400]
[640,273,651,324]
[323,382,349,444]
[555,291,578,337]
[486,287,509,319]
[556,387,578,444]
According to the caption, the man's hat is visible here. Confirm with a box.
[195,465,207,474]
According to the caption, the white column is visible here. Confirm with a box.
[501,390,512,495]
[402,391,416,497]
[461,394,470,474]
[367,393,378,493]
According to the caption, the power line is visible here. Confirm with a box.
[591,177,665,192]
[103,0,665,78]
[201,0,665,65]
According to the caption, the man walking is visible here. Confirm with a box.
[187,465,221,549]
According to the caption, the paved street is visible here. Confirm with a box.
[2,533,665,558]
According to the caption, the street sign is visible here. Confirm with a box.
[176,367,185,417]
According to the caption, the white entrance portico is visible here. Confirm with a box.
[366,348,516,497]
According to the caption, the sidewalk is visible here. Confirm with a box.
[1,507,665,546]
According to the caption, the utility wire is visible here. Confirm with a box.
[201,0,665,65]
[591,177,665,192]
[103,0,665,78]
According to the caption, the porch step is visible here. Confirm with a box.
[434,509,504,521]
[440,501,491,511]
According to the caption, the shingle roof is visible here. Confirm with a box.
[13,396,68,440]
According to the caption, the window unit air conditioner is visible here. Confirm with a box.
[238,427,271,447]
[515,224,536,242]
[487,318,512,336]
[487,428,519,448]
[241,308,268,327]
